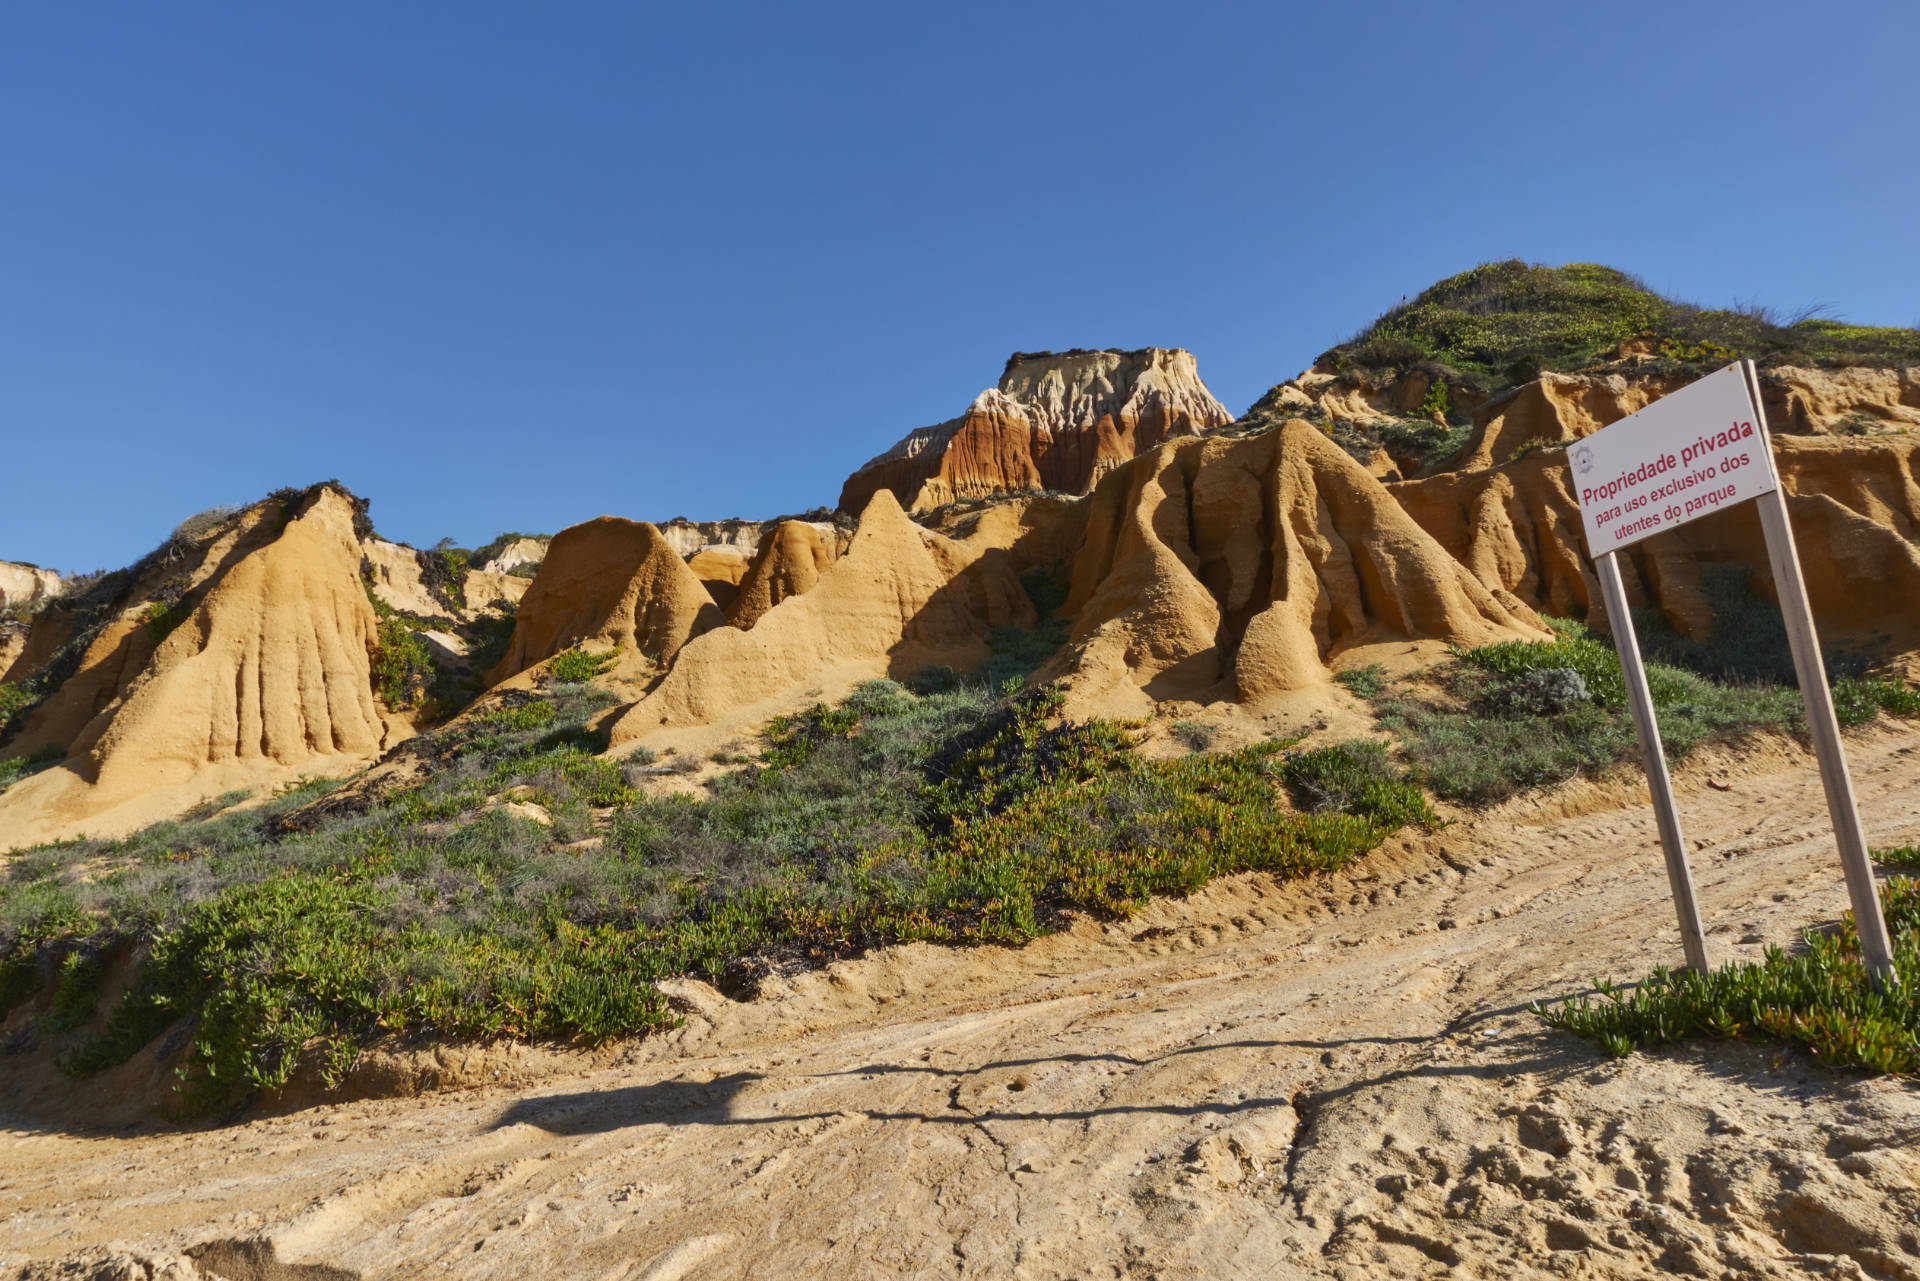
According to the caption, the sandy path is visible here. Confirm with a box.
[5,729,1920,1280]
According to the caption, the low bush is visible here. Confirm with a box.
[1335,664,1388,699]
[143,600,190,644]
[1170,720,1213,752]
[973,570,1072,690]
[1832,678,1920,728]
[1373,610,1917,806]
[1491,666,1589,716]
[1,675,1436,1113]
[367,595,432,709]
[1280,741,1441,831]
[1875,846,1920,872]
[548,647,620,684]
[422,541,471,613]
[1461,634,1686,709]
[1534,878,1920,1073]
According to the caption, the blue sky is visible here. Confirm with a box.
[4,1,1915,572]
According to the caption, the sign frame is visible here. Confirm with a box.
[1575,360,1897,987]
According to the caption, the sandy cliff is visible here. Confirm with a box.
[486,517,723,684]
[0,562,61,610]
[840,348,1234,514]
[0,486,399,845]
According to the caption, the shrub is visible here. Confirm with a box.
[1462,635,1690,709]
[1170,720,1214,752]
[1375,696,1634,805]
[547,647,619,684]
[0,745,66,793]
[170,506,239,545]
[1375,624,1809,804]
[1335,663,1388,699]
[1831,678,1920,728]
[368,608,431,709]
[143,600,190,644]
[1,675,1440,1112]
[922,687,1133,827]
[1830,413,1882,437]
[974,573,1072,689]
[422,542,471,612]
[1492,666,1590,716]
[1280,741,1441,831]
[1534,878,1920,1072]
[1874,846,1920,872]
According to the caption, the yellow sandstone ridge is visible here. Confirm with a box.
[725,521,837,629]
[611,491,1004,743]
[686,546,750,615]
[1050,424,1546,716]
[0,487,396,846]
[1392,434,1920,660]
[487,517,723,683]
[840,348,1235,514]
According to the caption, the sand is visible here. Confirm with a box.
[5,727,1919,1281]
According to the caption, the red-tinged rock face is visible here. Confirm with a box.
[838,348,1233,514]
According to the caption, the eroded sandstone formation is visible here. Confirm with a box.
[1048,426,1546,714]
[611,491,1023,742]
[686,546,750,615]
[839,348,1234,514]
[1449,365,1920,472]
[725,521,836,629]
[362,539,527,621]
[487,517,723,683]
[474,537,550,576]
[0,561,61,611]
[655,518,849,561]
[1393,434,1920,659]
[0,486,398,844]
[5,327,1917,847]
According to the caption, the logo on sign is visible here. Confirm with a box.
[1572,443,1595,477]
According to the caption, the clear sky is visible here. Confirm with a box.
[4,1,1915,572]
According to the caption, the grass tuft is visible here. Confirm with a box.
[547,646,620,685]
[1534,879,1920,1073]
[1335,664,1388,699]
[1874,846,1920,872]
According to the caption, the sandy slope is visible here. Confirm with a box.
[5,729,1920,1281]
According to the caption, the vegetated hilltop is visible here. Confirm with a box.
[1241,260,1920,480]
[1,262,1918,1131]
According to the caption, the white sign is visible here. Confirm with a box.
[1569,363,1780,557]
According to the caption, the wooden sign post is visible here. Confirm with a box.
[1568,361,1897,986]
[1591,549,1711,971]
[1741,363,1898,984]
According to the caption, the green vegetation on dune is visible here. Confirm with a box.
[1873,846,1920,873]
[1326,260,1920,388]
[1360,601,1920,806]
[361,562,516,721]
[0,745,66,795]
[1535,862,1920,1074]
[0,669,1436,1113]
